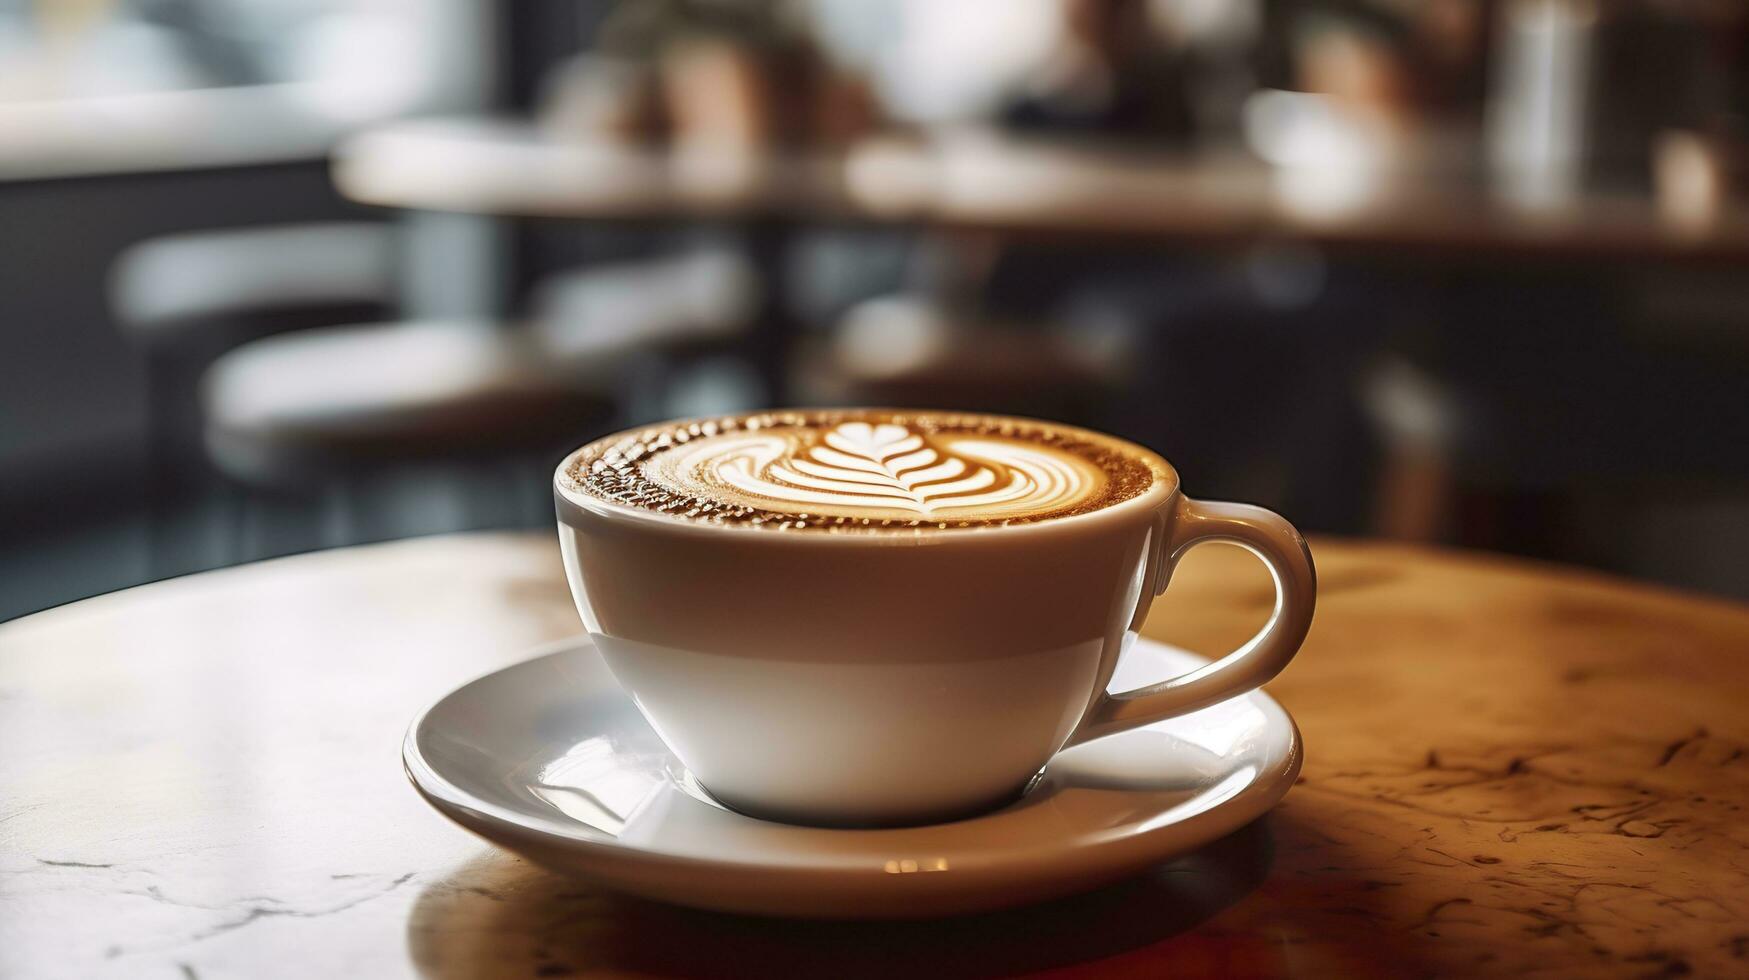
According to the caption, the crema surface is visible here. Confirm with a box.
[565,411,1165,530]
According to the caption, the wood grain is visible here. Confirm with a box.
[2,532,1745,978]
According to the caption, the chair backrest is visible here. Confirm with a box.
[110,222,398,341]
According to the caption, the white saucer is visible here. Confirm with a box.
[404,636,1302,919]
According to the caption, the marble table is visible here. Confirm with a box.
[2,532,1745,978]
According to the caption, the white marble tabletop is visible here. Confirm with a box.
[3,532,1747,978]
[0,535,579,978]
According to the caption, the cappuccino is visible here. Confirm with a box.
[563,410,1166,530]
[553,408,1315,825]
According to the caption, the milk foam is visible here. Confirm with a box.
[567,411,1163,530]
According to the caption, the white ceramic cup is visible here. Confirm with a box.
[554,414,1315,827]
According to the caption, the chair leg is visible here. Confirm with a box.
[141,349,183,581]
[516,456,553,528]
[320,478,357,549]
[225,482,255,566]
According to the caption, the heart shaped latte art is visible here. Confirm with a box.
[651,421,1105,520]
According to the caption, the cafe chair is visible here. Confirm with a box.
[1365,339,1749,588]
[201,319,613,557]
[109,221,397,575]
[112,222,395,335]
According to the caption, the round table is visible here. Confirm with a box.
[2,533,1745,978]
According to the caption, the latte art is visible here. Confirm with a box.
[656,421,1100,519]
[565,411,1165,531]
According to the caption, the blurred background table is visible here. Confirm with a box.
[337,116,1749,262]
[3,532,1745,979]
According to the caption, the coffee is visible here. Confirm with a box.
[563,410,1165,530]
[554,409,1313,825]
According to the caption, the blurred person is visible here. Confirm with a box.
[540,0,878,152]
[1586,0,1749,190]
[1001,0,1196,145]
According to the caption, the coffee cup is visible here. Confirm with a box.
[554,410,1314,827]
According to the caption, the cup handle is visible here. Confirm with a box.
[1067,496,1316,746]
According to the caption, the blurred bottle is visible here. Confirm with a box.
[1000,0,1195,145]
[1486,0,1596,208]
